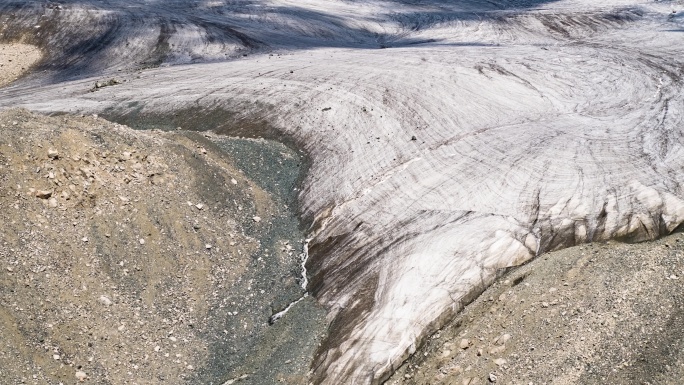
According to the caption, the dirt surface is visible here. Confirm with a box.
[0,108,326,385]
[387,234,684,385]
[0,43,41,87]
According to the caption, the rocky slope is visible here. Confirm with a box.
[0,43,40,87]
[0,108,326,385]
[388,234,684,385]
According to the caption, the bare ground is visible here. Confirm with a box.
[0,108,326,385]
[0,43,41,87]
[388,234,684,385]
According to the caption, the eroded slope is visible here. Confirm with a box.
[0,109,325,384]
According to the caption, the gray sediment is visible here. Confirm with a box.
[100,111,327,384]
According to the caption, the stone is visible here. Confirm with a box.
[47,149,59,159]
[75,371,87,381]
[494,333,511,345]
[98,295,113,306]
[35,190,52,199]
[488,372,497,383]
[459,338,471,349]
[493,358,506,367]
[48,197,58,208]
[253,216,261,223]
[489,345,505,355]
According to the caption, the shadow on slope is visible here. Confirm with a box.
[0,0,567,81]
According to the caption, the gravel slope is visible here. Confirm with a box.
[0,43,41,87]
[388,233,684,385]
[0,108,326,385]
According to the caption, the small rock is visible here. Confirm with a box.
[47,149,59,159]
[120,152,132,161]
[459,338,471,349]
[75,371,87,381]
[53,354,60,360]
[98,295,113,306]
[231,178,238,185]
[252,216,261,223]
[154,346,161,352]
[494,333,511,345]
[139,238,145,245]
[48,197,58,208]
[35,190,52,199]
[541,302,549,308]
[411,135,417,141]
[493,358,506,367]
[82,237,89,242]
[187,365,194,370]
[489,372,498,383]
[195,203,204,210]
[205,244,212,250]
[489,345,505,355]
[169,336,177,342]
[448,365,462,375]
